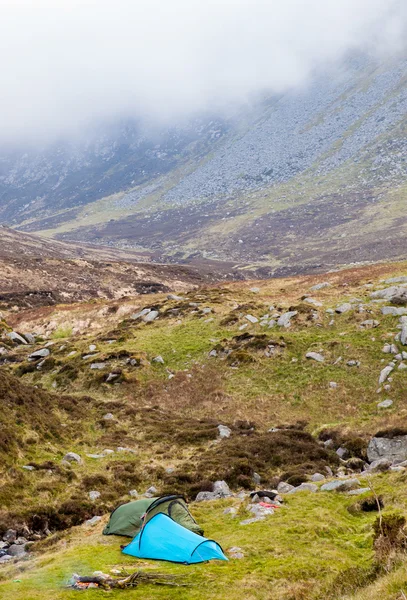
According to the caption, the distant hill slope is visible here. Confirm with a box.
[1,53,406,271]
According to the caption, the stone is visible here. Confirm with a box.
[144,486,157,497]
[347,488,371,496]
[245,314,258,324]
[240,517,265,525]
[368,458,392,473]
[311,473,325,482]
[320,479,360,492]
[335,303,352,314]
[277,311,298,328]
[152,355,165,364]
[277,482,295,494]
[384,276,407,284]
[213,480,231,496]
[371,286,407,301]
[3,529,16,543]
[143,310,159,322]
[347,360,360,367]
[89,344,97,352]
[90,362,106,370]
[106,373,120,383]
[336,447,349,459]
[209,349,218,357]
[89,491,101,501]
[102,413,114,420]
[329,382,338,389]
[401,321,407,346]
[310,282,331,291]
[360,319,380,329]
[228,546,244,558]
[288,483,318,494]
[377,399,393,409]
[303,297,323,307]
[253,472,261,485]
[23,333,36,344]
[217,424,232,439]
[382,343,399,354]
[223,507,237,516]
[399,363,407,370]
[250,287,260,293]
[22,465,35,471]
[379,365,394,384]
[63,452,81,463]
[382,306,407,316]
[129,489,138,497]
[85,516,102,526]
[0,555,13,563]
[306,352,324,363]
[8,332,27,345]
[131,308,151,320]
[7,544,26,557]
[167,294,184,301]
[367,436,407,463]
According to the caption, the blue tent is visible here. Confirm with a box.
[122,513,228,564]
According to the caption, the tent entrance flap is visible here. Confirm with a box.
[122,513,227,564]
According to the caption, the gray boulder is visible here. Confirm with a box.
[335,303,352,314]
[143,310,159,322]
[360,319,379,329]
[277,311,298,328]
[377,399,393,409]
[7,544,27,557]
[131,308,151,320]
[29,348,50,360]
[367,436,407,463]
[368,458,392,473]
[245,314,258,324]
[320,479,360,492]
[371,286,407,301]
[306,352,324,363]
[63,452,81,463]
[85,516,102,526]
[288,483,318,494]
[277,482,295,494]
[310,282,331,291]
[8,332,27,345]
[311,473,325,482]
[379,365,394,384]
[3,529,16,543]
[217,424,232,439]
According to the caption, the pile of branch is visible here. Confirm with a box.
[68,570,188,590]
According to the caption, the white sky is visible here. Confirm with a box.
[0,0,406,144]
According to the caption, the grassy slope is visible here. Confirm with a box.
[1,261,407,598]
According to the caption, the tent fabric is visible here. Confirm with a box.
[122,513,228,564]
[103,495,204,537]
[103,498,156,537]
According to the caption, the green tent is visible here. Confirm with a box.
[103,495,204,538]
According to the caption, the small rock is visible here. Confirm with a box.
[213,480,231,497]
[288,483,318,494]
[306,352,324,363]
[379,365,394,384]
[22,465,35,471]
[7,544,26,557]
[347,488,371,496]
[85,516,102,527]
[347,360,360,367]
[217,424,232,439]
[90,362,106,370]
[106,372,120,383]
[253,472,261,485]
[143,310,159,322]
[336,447,349,459]
[102,413,115,420]
[360,319,380,329]
[29,348,50,360]
[131,308,151,320]
[311,473,325,482]
[89,491,101,501]
[329,382,338,389]
[277,311,298,328]
[368,458,392,473]
[167,294,184,301]
[310,282,331,291]
[277,482,295,494]
[240,517,265,525]
[228,546,244,558]
[335,303,352,314]
[0,555,12,563]
[129,490,138,497]
[63,452,81,464]
[320,479,360,492]
[152,355,165,364]
[144,486,157,497]
[8,332,28,345]
[223,507,237,516]
[3,529,16,544]
[377,399,393,409]
[303,297,323,307]
[245,314,258,324]
[89,344,97,352]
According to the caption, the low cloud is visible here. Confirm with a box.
[0,0,406,145]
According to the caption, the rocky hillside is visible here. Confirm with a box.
[1,261,407,598]
[0,53,406,273]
